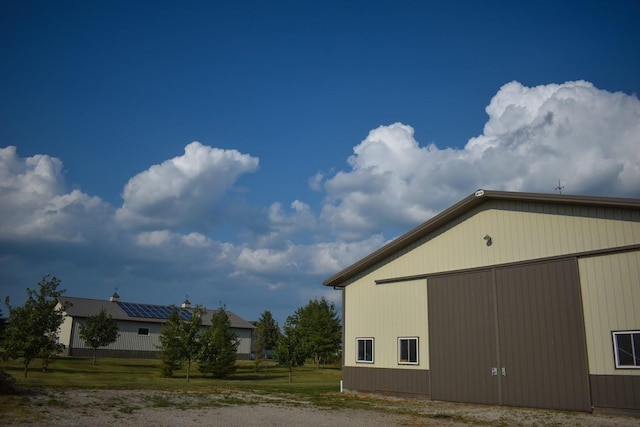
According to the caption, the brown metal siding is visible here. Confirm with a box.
[428,259,591,411]
[428,270,499,405]
[342,366,429,395]
[496,259,591,412]
[591,375,640,410]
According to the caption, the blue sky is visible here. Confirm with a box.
[2,0,639,325]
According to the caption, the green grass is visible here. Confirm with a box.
[0,357,342,394]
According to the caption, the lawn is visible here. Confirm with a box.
[1,356,342,395]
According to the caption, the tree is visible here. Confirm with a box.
[294,297,341,367]
[0,308,6,342]
[158,309,183,378]
[276,315,308,383]
[79,308,119,365]
[252,310,280,374]
[158,305,205,381]
[198,307,238,379]
[3,275,69,378]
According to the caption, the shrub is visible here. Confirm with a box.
[0,367,17,394]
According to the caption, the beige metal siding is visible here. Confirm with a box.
[371,201,640,282]
[71,320,163,352]
[235,328,253,355]
[343,278,427,369]
[579,250,640,376]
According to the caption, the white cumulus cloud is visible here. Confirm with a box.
[319,81,640,240]
[0,146,112,242]
[116,141,259,229]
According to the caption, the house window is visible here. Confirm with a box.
[356,338,374,363]
[138,328,150,336]
[613,331,640,368]
[398,337,419,364]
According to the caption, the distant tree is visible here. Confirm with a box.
[79,308,119,365]
[252,310,280,375]
[198,307,238,379]
[158,305,205,381]
[0,308,6,341]
[276,315,308,383]
[158,309,183,378]
[3,275,69,378]
[294,297,341,367]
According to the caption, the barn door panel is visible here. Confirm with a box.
[495,259,591,412]
[428,270,499,405]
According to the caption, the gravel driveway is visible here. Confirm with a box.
[5,389,640,426]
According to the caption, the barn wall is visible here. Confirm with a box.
[579,250,640,377]
[344,278,428,369]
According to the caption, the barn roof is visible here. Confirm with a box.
[58,296,255,329]
[323,189,640,288]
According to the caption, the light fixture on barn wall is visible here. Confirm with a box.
[483,234,493,246]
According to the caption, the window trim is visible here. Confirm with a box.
[356,337,374,364]
[398,337,419,365]
[612,330,640,369]
[138,327,150,336]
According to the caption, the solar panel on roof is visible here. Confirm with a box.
[116,301,191,320]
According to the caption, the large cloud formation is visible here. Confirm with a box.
[0,146,112,242]
[320,81,640,240]
[116,142,259,230]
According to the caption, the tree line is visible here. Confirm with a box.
[1,275,342,383]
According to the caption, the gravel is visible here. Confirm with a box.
[5,389,640,426]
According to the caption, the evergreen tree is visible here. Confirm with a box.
[158,309,183,378]
[198,307,238,379]
[79,308,119,365]
[294,297,341,367]
[158,305,205,381]
[3,275,69,378]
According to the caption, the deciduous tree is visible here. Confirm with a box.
[276,315,308,383]
[79,308,119,365]
[252,310,280,374]
[294,297,341,367]
[3,275,69,378]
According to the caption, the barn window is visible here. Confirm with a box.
[613,331,640,368]
[356,338,374,363]
[138,328,150,336]
[398,337,419,364]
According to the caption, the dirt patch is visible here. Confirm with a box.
[4,389,639,426]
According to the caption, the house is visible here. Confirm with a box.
[324,190,640,413]
[57,294,255,359]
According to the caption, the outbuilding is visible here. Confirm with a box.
[57,294,255,359]
[324,190,640,412]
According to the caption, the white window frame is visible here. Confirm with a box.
[612,330,640,369]
[356,337,374,363]
[138,327,150,336]
[398,337,419,365]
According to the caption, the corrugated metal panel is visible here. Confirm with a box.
[360,201,640,284]
[579,250,640,376]
[428,270,499,405]
[342,366,429,395]
[71,320,163,352]
[591,375,640,409]
[496,259,591,412]
[343,279,427,369]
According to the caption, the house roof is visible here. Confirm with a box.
[58,296,255,329]
[323,189,640,288]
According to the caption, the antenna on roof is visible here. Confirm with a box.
[555,179,564,195]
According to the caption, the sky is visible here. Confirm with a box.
[1,0,639,325]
